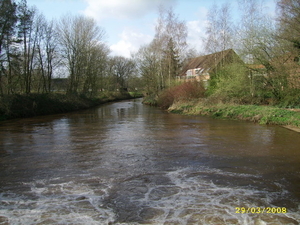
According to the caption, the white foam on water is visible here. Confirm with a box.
[1,168,299,225]
[0,177,116,225]
[118,168,299,225]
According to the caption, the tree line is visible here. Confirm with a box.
[0,0,137,97]
[1,0,300,107]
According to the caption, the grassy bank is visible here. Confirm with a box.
[142,94,158,106]
[141,81,300,130]
[168,100,300,128]
[0,91,134,121]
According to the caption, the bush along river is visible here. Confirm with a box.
[0,98,299,224]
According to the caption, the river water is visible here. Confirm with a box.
[0,99,299,225]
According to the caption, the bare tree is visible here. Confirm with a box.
[204,3,220,54]
[219,3,233,53]
[35,15,60,93]
[57,14,106,94]
[204,3,233,54]
[17,0,37,94]
[135,44,160,95]
[236,0,272,63]
[82,43,110,97]
[151,6,188,90]
[109,56,135,91]
[277,0,300,54]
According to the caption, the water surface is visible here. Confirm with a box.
[0,99,299,224]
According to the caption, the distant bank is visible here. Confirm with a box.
[0,92,142,121]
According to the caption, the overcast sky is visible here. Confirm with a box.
[27,0,276,58]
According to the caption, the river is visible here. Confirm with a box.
[0,98,299,225]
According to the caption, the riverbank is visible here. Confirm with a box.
[142,94,158,106]
[168,99,300,129]
[0,92,138,121]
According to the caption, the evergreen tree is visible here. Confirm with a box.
[0,0,18,95]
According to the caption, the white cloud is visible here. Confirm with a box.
[83,0,177,21]
[110,40,132,58]
[82,0,176,58]
[110,28,152,57]
[186,19,207,53]
[265,0,276,19]
[185,6,208,54]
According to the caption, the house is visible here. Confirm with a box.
[178,49,244,83]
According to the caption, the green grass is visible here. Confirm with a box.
[168,100,300,128]
[129,91,144,98]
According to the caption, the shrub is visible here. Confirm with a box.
[207,63,250,104]
[273,89,300,108]
[157,81,206,109]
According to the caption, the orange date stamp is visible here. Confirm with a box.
[235,207,287,214]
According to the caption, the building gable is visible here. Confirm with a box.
[179,49,244,81]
